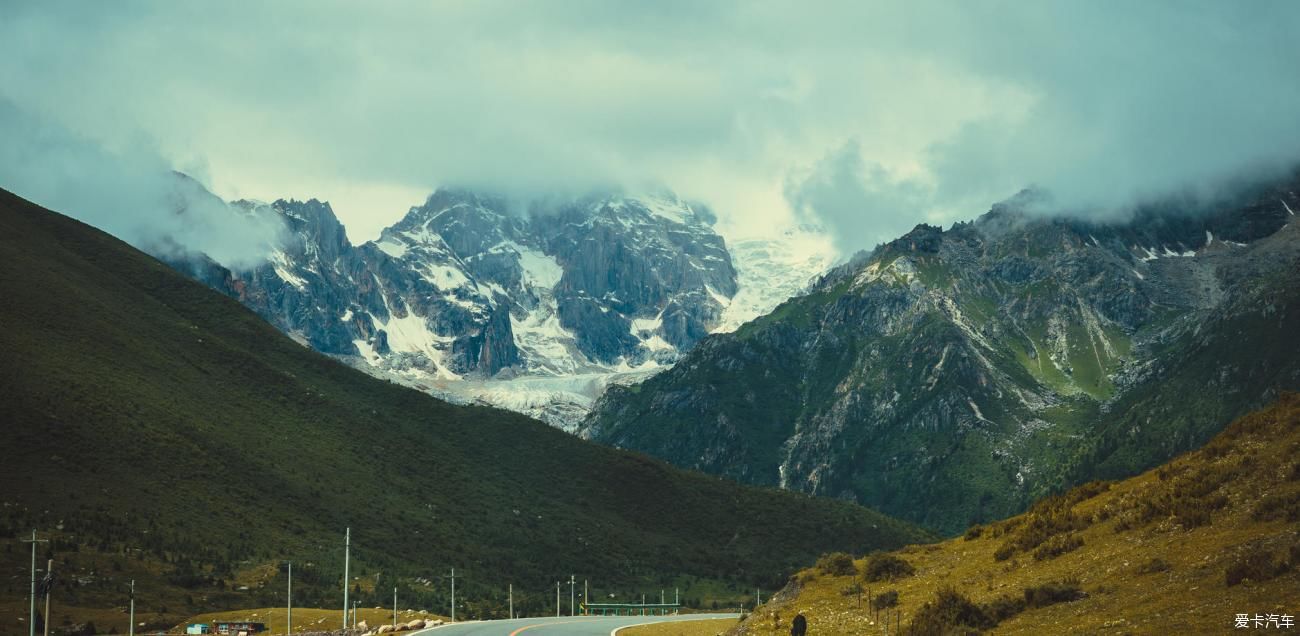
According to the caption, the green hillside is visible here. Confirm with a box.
[0,188,929,633]
[584,183,1300,536]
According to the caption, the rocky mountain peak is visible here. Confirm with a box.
[582,172,1300,534]
[174,185,756,427]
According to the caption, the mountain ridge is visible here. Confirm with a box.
[582,174,1300,534]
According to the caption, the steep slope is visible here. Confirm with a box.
[0,188,929,629]
[731,394,1300,635]
[583,176,1300,534]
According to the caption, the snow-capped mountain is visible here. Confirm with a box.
[182,187,790,428]
[714,226,837,333]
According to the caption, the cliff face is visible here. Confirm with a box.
[582,178,1300,534]
[180,188,738,382]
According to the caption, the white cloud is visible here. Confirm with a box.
[1,1,1297,252]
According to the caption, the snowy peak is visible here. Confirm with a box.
[188,187,741,417]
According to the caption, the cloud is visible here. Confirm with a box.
[1,2,1297,251]
[0,99,285,268]
[785,140,931,253]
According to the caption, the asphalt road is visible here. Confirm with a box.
[417,614,740,635]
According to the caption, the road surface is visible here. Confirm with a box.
[417,614,739,635]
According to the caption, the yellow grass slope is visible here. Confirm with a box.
[732,393,1300,635]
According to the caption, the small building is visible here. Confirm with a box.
[186,625,210,635]
[212,622,266,635]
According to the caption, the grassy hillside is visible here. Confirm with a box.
[0,188,929,634]
[731,394,1300,634]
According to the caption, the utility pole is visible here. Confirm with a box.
[392,586,397,628]
[42,559,53,636]
[508,584,512,620]
[128,580,134,636]
[583,580,587,616]
[352,601,357,629]
[286,563,292,636]
[342,528,350,631]
[22,531,47,636]
[756,589,761,606]
[555,582,560,617]
[568,576,575,617]
[442,568,461,623]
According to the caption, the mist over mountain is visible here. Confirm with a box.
[0,99,286,268]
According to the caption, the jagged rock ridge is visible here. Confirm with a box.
[581,177,1300,534]
[177,188,745,425]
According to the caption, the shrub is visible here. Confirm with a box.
[908,587,995,636]
[871,589,899,610]
[993,500,1089,561]
[1023,580,1086,607]
[1226,548,1288,587]
[864,553,915,582]
[964,524,984,540]
[1135,557,1170,574]
[1172,500,1213,529]
[1061,480,1111,507]
[981,595,1026,623]
[816,551,858,576]
[1032,534,1083,561]
[1253,492,1300,522]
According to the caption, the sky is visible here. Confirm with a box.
[1,1,1299,257]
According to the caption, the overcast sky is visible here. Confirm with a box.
[2,1,1298,255]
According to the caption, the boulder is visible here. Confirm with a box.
[405,619,424,630]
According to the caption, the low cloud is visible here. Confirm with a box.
[0,100,285,268]
[2,2,1298,253]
